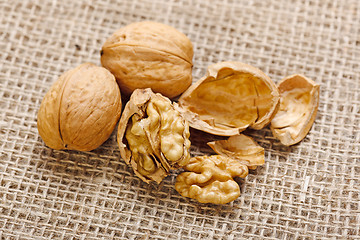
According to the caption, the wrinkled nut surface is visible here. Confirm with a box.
[117,88,191,183]
[101,21,193,99]
[175,155,248,204]
[271,74,320,146]
[37,63,122,151]
[176,61,280,136]
[207,134,265,170]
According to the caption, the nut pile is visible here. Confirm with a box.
[37,21,319,204]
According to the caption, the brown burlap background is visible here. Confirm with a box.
[1,0,360,239]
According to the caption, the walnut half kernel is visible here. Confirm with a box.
[117,88,191,183]
[175,155,248,204]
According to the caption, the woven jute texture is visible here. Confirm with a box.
[1,0,360,239]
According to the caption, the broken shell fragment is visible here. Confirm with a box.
[270,74,320,146]
[176,61,280,136]
[207,134,265,170]
[117,88,191,183]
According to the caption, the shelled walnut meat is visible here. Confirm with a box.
[37,63,122,151]
[175,155,249,204]
[117,88,191,183]
[271,74,320,146]
[175,61,280,136]
[101,21,194,99]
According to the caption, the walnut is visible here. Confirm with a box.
[175,155,248,204]
[271,74,320,146]
[175,61,280,136]
[207,134,265,170]
[117,88,191,183]
[37,63,122,151]
[101,21,193,99]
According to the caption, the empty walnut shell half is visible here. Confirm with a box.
[270,74,320,146]
[175,61,280,136]
[117,88,191,183]
[207,134,265,170]
[37,63,122,151]
[101,21,193,99]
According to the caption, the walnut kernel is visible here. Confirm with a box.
[175,155,248,204]
[117,88,191,183]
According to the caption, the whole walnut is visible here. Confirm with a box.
[37,63,122,151]
[100,21,193,99]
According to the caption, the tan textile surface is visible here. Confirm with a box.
[1,0,360,239]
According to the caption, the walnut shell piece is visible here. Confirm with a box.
[101,21,193,99]
[117,88,191,183]
[270,74,320,146]
[176,61,280,136]
[37,63,122,151]
[207,134,265,170]
[175,155,248,204]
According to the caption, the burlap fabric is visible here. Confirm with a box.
[1,0,359,239]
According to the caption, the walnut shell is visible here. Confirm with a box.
[270,74,320,146]
[207,134,265,170]
[117,88,191,183]
[101,21,193,99]
[175,61,280,136]
[37,63,122,151]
